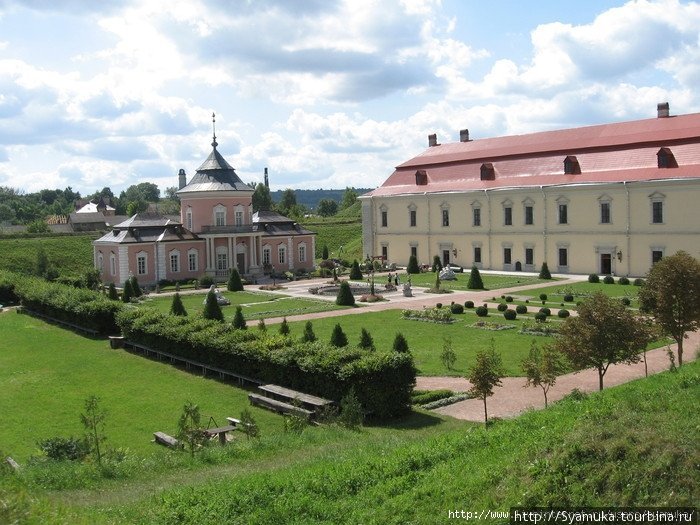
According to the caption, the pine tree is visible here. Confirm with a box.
[322,244,329,260]
[330,323,348,347]
[358,328,375,351]
[257,318,267,332]
[467,266,484,290]
[349,260,363,280]
[232,306,247,329]
[122,279,133,303]
[392,332,409,353]
[539,262,552,280]
[227,268,244,292]
[202,290,224,321]
[107,282,119,301]
[170,292,187,316]
[301,320,316,342]
[279,317,290,336]
[432,255,442,272]
[407,255,420,274]
[335,281,355,306]
[130,276,142,297]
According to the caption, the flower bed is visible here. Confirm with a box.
[470,321,515,331]
[401,307,454,324]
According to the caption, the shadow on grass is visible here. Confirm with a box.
[365,409,448,431]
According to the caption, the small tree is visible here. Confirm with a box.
[301,320,316,342]
[227,268,244,292]
[539,262,552,280]
[322,244,329,260]
[434,272,441,291]
[555,292,653,391]
[522,341,566,408]
[358,328,375,351]
[349,260,363,280]
[257,318,267,332]
[122,278,133,303]
[336,281,355,306]
[202,290,224,321]
[467,266,484,290]
[330,323,348,347]
[440,337,457,371]
[407,255,420,274]
[467,344,504,426]
[232,306,247,329]
[338,388,364,430]
[107,282,119,301]
[431,255,442,272]
[80,395,107,467]
[177,401,207,458]
[170,292,187,316]
[239,409,260,440]
[393,332,409,353]
[130,276,142,298]
[36,246,49,277]
[639,251,700,367]
[279,317,290,336]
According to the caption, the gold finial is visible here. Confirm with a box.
[211,112,218,148]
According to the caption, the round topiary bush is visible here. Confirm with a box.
[503,309,517,320]
[464,300,475,308]
[475,305,488,317]
[516,304,527,314]
[539,307,551,316]
[505,296,513,302]
[436,303,443,309]
[633,278,645,286]
[603,275,615,284]
[525,299,530,304]
[621,297,631,306]
[563,294,574,302]
[497,303,508,312]
[557,309,570,318]
[534,311,547,323]
[588,274,600,283]
[450,303,464,314]
[618,276,630,285]
[539,293,547,301]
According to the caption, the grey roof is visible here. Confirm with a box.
[253,210,296,224]
[69,212,107,224]
[94,213,200,245]
[113,213,177,228]
[178,143,254,194]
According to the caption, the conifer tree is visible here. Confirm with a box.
[107,282,119,301]
[257,318,267,332]
[467,266,484,290]
[279,317,290,336]
[336,280,355,306]
[227,268,244,292]
[122,279,133,303]
[322,244,329,260]
[539,262,552,280]
[358,328,375,351]
[392,332,409,353]
[330,323,348,347]
[232,306,247,329]
[301,320,316,343]
[349,260,363,280]
[202,290,224,321]
[407,255,420,274]
[130,276,142,297]
[170,292,187,316]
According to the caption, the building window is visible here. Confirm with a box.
[186,208,193,230]
[97,253,103,271]
[381,210,388,227]
[235,211,243,226]
[652,250,663,264]
[564,155,581,175]
[216,252,228,271]
[214,205,226,226]
[652,201,663,224]
[278,246,286,265]
[473,207,481,227]
[558,203,568,224]
[298,244,306,263]
[262,246,271,266]
[409,209,416,227]
[110,253,116,276]
[525,248,534,266]
[504,207,512,226]
[474,246,482,264]
[137,253,147,275]
[600,202,611,224]
[558,248,568,267]
[503,247,512,265]
[657,147,677,168]
[188,250,198,272]
[410,246,417,259]
[525,206,534,225]
[170,251,180,273]
[381,245,388,261]
[442,209,449,227]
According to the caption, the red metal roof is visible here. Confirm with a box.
[368,112,700,197]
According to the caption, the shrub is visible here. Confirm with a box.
[227,268,244,292]
[330,323,348,347]
[475,305,488,317]
[497,303,508,312]
[467,266,484,289]
[335,281,355,306]
[539,307,551,316]
[407,255,420,274]
[464,300,475,309]
[202,291,224,322]
[539,293,547,301]
[348,260,363,280]
[539,262,552,279]
[621,297,631,306]
[301,320,316,342]
[393,332,409,353]
[431,255,442,272]
[322,245,329,260]
[450,303,464,314]
[401,307,453,324]
[199,275,214,287]
[618,276,630,285]
[257,318,266,332]
[436,303,442,309]
[107,283,119,301]
[279,317,290,336]
[505,296,513,302]
[633,278,645,286]
[232,306,246,329]
[557,309,570,318]
[603,275,615,284]
[516,304,527,314]
[122,279,133,303]
[588,274,600,283]
[503,309,517,320]
[358,328,375,351]
[563,293,574,302]
[38,436,90,461]
[534,312,548,323]
[170,293,187,316]
[338,388,364,430]
[130,276,142,298]
[410,389,455,405]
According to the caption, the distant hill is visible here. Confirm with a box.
[270,189,373,211]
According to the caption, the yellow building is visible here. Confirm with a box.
[361,103,700,277]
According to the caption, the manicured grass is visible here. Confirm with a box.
[0,234,97,278]
[406,271,553,291]
[0,311,283,461]
[508,281,641,308]
[138,290,346,320]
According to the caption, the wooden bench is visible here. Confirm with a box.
[248,393,313,419]
[153,431,180,448]
[204,425,237,445]
[257,384,333,414]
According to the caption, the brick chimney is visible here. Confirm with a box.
[178,168,187,189]
[460,129,470,142]
[657,102,670,118]
[428,133,438,147]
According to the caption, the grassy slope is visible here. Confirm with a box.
[301,203,363,262]
[0,235,97,277]
[97,361,699,524]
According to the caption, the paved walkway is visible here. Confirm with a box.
[418,330,699,422]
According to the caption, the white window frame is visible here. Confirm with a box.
[649,192,665,224]
[278,244,287,265]
[262,245,271,266]
[298,243,306,263]
[186,207,193,230]
[502,199,513,226]
[188,249,198,272]
[169,250,180,273]
[556,196,569,225]
[110,252,116,276]
[213,204,226,227]
[136,251,147,275]
[523,197,535,226]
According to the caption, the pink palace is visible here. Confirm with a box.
[93,129,316,287]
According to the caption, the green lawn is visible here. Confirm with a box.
[405,271,553,291]
[138,290,347,320]
[505,281,641,309]
[0,234,97,278]
[0,311,284,461]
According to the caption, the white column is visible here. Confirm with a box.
[227,236,233,270]
[288,236,293,270]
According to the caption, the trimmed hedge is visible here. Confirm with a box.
[503,309,517,320]
[557,309,570,318]
[603,275,615,284]
[515,304,527,314]
[117,309,416,418]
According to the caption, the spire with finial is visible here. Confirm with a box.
[211,112,218,149]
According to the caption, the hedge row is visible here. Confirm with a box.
[116,308,416,418]
[0,271,122,334]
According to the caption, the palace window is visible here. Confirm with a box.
[262,246,271,266]
[473,207,481,227]
[110,253,116,276]
[652,201,663,224]
[298,244,306,263]
[409,209,416,227]
[214,204,226,226]
[503,247,512,265]
[504,206,512,226]
[186,208,193,230]
[474,246,482,264]
[558,248,568,267]
[410,246,418,259]
[525,248,534,266]
[278,246,286,265]
[525,206,534,225]
[442,209,449,227]
[137,253,147,275]
[600,202,611,224]
[558,203,568,224]
[235,211,243,226]
[170,251,180,273]
[188,250,198,272]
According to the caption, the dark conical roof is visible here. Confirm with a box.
[178,143,254,194]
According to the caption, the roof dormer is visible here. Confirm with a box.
[480,163,495,180]
[657,147,677,168]
[564,155,581,175]
[415,169,428,185]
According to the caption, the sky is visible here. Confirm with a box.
[0,0,699,196]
